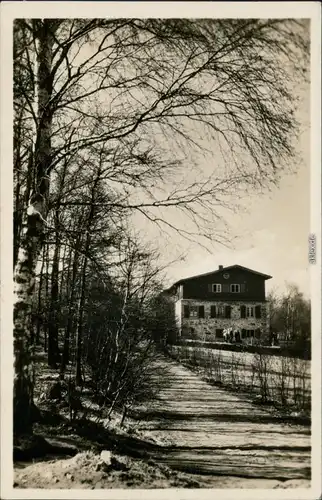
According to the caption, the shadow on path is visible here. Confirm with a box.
[130,356,311,480]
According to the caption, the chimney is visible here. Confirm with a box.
[219,265,223,270]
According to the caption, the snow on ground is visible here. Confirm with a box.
[14,451,202,489]
[131,356,311,486]
[14,354,311,490]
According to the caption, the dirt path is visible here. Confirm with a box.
[133,356,311,487]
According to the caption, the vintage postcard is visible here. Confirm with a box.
[0,2,321,499]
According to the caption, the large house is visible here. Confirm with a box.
[166,264,272,345]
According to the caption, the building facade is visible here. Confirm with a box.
[167,265,272,345]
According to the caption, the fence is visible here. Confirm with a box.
[167,345,311,416]
[170,338,311,360]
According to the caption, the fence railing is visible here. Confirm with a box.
[167,345,311,416]
[170,338,311,360]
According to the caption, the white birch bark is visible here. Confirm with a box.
[13,20,58,432]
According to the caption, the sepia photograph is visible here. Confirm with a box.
[0,2,321,499]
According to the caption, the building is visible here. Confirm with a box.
[166,264,272,345]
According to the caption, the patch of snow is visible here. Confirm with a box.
[100,450,112,465]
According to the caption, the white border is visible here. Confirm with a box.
[1,2,321,500]
[0,1,320,19]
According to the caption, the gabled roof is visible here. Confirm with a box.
[168,264,272,289]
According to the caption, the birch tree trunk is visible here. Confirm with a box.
[48,210,61,367]
[60,244,80,375]
[44,240,50,352]
[13,20,57,433]
[59,243,68,308]
[75,252,88,386]
[35,245,46,344]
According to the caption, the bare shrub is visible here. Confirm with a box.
[171,344,310,416]
[289,357,310,412]
[252,352,272,403]
[211,351,223,385]
[237,354,248,389]
[204,350,213,380]
[273,355,291,408]
[230,353,239,388]
[67,380,84,422]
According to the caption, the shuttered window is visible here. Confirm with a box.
[210,306,225,318]
[240,305,246,318]
[199,305,205,318]
[230,284,240,293]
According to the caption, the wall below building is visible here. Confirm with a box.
[176,299,269,343]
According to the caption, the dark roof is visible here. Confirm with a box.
[167,264,272,290]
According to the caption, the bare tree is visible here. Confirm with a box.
[80,235,173,422]
[13,18,309,432]
[268,284,311,351]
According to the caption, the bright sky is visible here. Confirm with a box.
[165,162,310,297]
[132,85,311,298]
[7,14,312,300]
[70,21,311,299]
[50,18,311,300]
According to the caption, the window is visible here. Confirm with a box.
[185,305,204,319]
[246,306,254,318]
[190,306,198,317]
[210,305,225,318]
[218,306,225,318]
[212,283,222,293]
[230,284,240,293]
